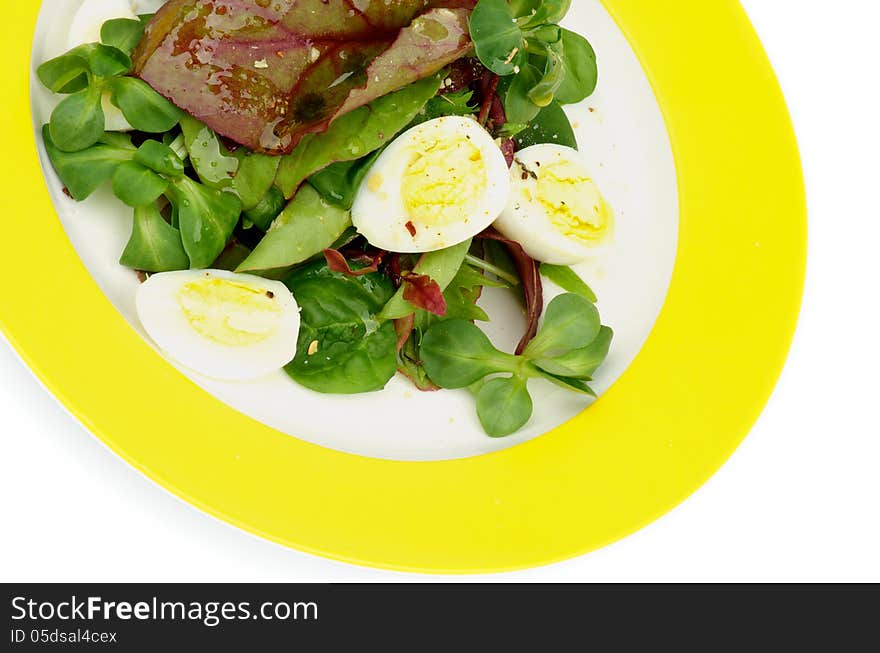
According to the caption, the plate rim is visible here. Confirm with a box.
[0,0,806,574]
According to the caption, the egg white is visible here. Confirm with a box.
[496,144,613,265]
[136,270,301,382]
[351,116,511,253]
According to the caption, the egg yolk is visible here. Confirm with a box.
[401,134,488,229]
[535,159,613,245]
[178,278,282,346]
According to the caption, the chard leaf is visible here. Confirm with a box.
[276,74,442,197]
[132,0,473,154]
[120,204,189,272]
[237,184,351,273]
[285,261,398,394]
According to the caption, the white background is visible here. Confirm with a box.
[2,0,878,582]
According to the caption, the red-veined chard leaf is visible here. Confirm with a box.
[132,0,476,154]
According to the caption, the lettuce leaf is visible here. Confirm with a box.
[132,0,475,154]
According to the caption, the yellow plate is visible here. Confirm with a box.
[0,0,805,573]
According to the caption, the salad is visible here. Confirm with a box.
[37,0,614,438]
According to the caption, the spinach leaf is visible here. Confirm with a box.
[540,263,597,302]
[514,101,577,150]
[276,74,442,197]
[237,184,351,273]
[285,262,398,394]
[168,176,242,269]
[119,203,189,272]
[476,377,533,437]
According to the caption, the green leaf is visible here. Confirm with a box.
[533,326,613,379]
[524,294,601,358]
[519,0,572,28]
[179,115,239,188]
[510,0,541,18]
[133,140,185,177]
[168,176,242,269]
[285,261,398,394]
[476,377,534,437]
[540,263,597,302]
[244,186,287,232]
[36,47,92,94]
[212,242,252,272]
[42,125,134,200]
[514,101,577,150]
[109,77,183,133]
[49,86,105,153]
[501,64,542,124]
[234,153,282,211]
[532,368,597,396]
[308,150,382,210]
[528,39,566,107]
[88,44,131,78]
[112,161,168,207]
[556,29,598,105]
[469,0,525,76]
[237,184,351,273]
[421,320,521,389]
[380,240,473,320]
[100,18,145,56]
[409,89,478,127]
[120,204,189,272]
[276,72,443,197]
